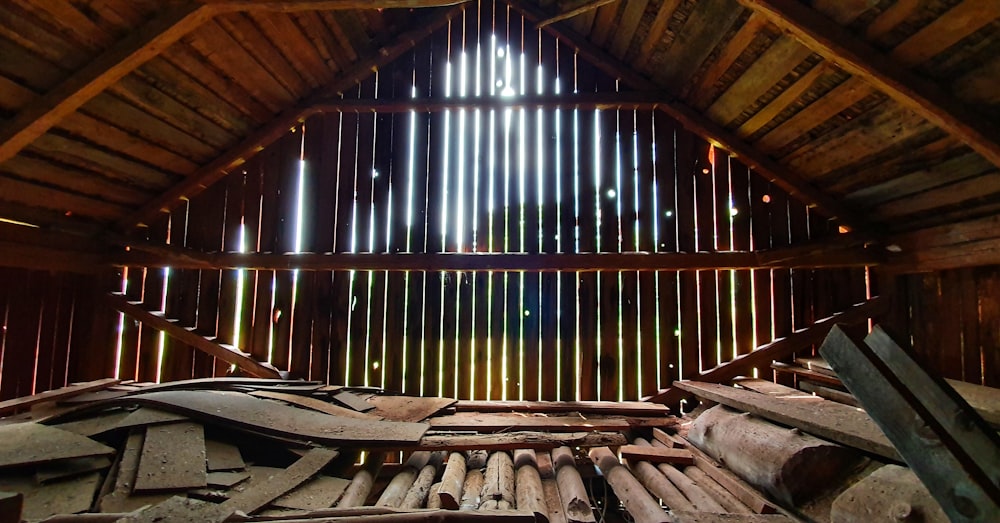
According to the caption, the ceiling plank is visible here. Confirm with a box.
[736,0,1000,169]
[507,0,873,233]
[206,0,470,13]
[0,3,214,167]
[119,5,464,231]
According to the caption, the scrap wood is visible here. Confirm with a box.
[207,440,246,472]
[49,410,130,437]
[331,391,375,413]
[218,447,340,517]
[122,378,319,394]
[35,456,112,484]
[619,445,694,465]
[412,431,627,451]
[227,507,539,521]
[0,491,21,523]
[103,390,428,446]
[98,431,172,513]
[272,475,350,511]
[0,422,114,468]
[112,408,188,432]
[428,413,631,432]
[368,395,457,423]
[0,471,103,521]
[455,400,669,416]
[669,512,796,522]
[133,421,207,492]
[249,391,380,420]
[0,378,119,416]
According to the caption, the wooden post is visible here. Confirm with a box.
[438,451,468,509]
[338,452,386,507]
[589,447,671,523]
[514,449,550,522]
[551,447,596,523]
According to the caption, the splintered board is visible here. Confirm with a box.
[273,475,351,510]
[133,422,207,492]
[0,423,114,468]
[368,395,457,423]
[114,390,428,445]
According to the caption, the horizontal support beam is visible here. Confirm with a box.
[109,248,879,271]
[310,92,668,113]
[536,0,617,28]
[645,295,887,404]
[104,293,281,379]
[206,0,470,12]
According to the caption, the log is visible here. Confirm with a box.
[672,435,778,514]
[427,483,442,509]
[626,438,695,511]
[831,465,947,523]
[514,449,549,522]
[480,451,515,509]
[438,452,467,509]
[640,439,725,513]
[468,450,489,470]
[377,452,434,507]
[400,452,446,509]
[542,479,568,523]
[686,405,867,505]
[589,447,670,523]
[338,452,386,507]
[683,466,752,514]
[551,447,596,523]
[459,470,485,510]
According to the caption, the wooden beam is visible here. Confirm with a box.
[206,0,470,13]
[0,241,103,273]
[819,326,1000,519]
[0,378,120,416]
[120,5,464,231]
[737,0,1000,170]
[310,92,668,113]
[103,292,281,378]
[644,296,886,404]
[0,4,214,167]
[506,0,873,233]
[108,249,876,271]
[535,0,618,28]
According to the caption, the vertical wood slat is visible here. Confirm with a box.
[307,114,340,383]
[731,160,754,360]
[0,271,42,400]
[139,217,169,382]
[189,182,228,378]
[634,110,657,398]
[271,127,304,375]
[749,176,773,378]
[714,153,735,369]
[695,141,719,374]
[654,112,679,391]
[33,273,62,393]
[675,128,699,383]
[164,203,195,382]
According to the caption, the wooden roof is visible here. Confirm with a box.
[0,0,998,241]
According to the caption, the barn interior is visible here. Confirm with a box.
[0,0,998,521]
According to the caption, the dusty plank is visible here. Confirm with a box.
[219,447,339,516]
[249,390,380,420]
[0,471,102,521]
[674,381,899,460]
[273,475,351,510]
[947,379,1000,428]
[0,378,119,416]
[206,471,251,488]
[99,431,172,513]
[670,512,796,522]
[35,456,111,484]
[368,395,457,422]
[413,432,627,452]
[113,408,189,432]
[619,445,694,465]
[428,413,631,432]
[134,421,207,492]
[332,390,377,412]
[50,410,131,437]
[0,423,113,468]
[0,491,21,523]
[206,440,245,472]
[115,390,428,446]
[454,400,669,416]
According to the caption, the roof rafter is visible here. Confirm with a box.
[119,4,465,231]
[506,0,873,234]
[206,0,471,12]
[737,0,1000,169]
[0,3,215,167]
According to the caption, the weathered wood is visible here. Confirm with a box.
[401,453,446,509]
[111,390,428,446]
[249,390,380,420]
[338,452,385,507]
[0,378,119,416]
[819,326,1000,520]
[369,395,457,422]
[273,475,351,510]
[830,465,947,523]
[671,434,778,514]
[205,439,245,471]
[429,413,630,432]
[625,438,694,511]
[947,379,1000,428]
[0,4,213,166]
[636,439,725,513]
[377,452,433,507]
[647,297,886,404]
[113,408,189,432]
[332,390,376,413]
[0,491,21,523]
[218,447,339,516]
[99,431,172,513]
[682,467,752,514]
[438,452,467,509]
[542,479,568,523]
[0,471,103,521]
[104,293,280,379]
[513,450,549,522]
[551,447,596,523]
[737,0,1000,170]
[35,456,111,484]
[797,381,859,407]
[0,422,113,468]
[206,471,250,488]
[413,431,627,452]
[677,381,898,460]
[112,250,876,272]
[480,452,515,509]
[455,400,669,416]
[460,470,485,510]
[732,377,821,400]
[534,0,617,28]
[589,447,670,523]
[427,483,443,509]
[619,445,694,466]
[670,512,796,523]
[133,421,207,492]
[208,0,468,12]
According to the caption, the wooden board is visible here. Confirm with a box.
[427,413,631,433]
[411,432,628,452]
[249,390,380,420]
[0,378,119,415]
[206,440,245,472]
[0,471,103,521]
[50,410,131,437]
[0,422,113,468]
[113,407,189,431]
[332,390,376,412]
[206,471,251,488]
[674,381,900,460]
[619,445,694,465]
[454,400,670,416]
[133,421,207,492]
[99,431,173,513]
[368,395,457,423]
[272,475,351,510]
[35,456,111,484]
[946,379,1000,428]
[218,447,339,516]
[118,390,428,446]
